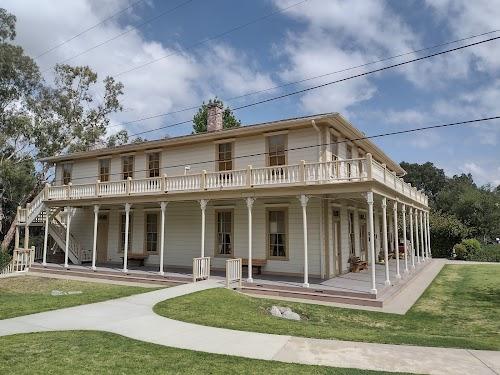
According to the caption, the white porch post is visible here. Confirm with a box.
[366,192,377,294]
[300,194,310,288]
[42,207,49,266]
[199,199,208,257]
[381,198,390,286]
[422,211,428,260]
[64,206,71,268]
[246,197,255,283]
[393,201,401,279]
[419,210,425,262]
[415,209,420,264]
[402,204,409,274]
[159,202,167,276]
[91,205,99,271]
[409,207,415,269]
[123,203,131,273]
[24,224,29,249]
[427,211,432,258]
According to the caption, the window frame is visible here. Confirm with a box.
[147,152,160,178]
[98,158,111,182]
[62,163,72,185]
[266,207,289,260]
[214,209,234,257]
[216,142,233,172]
[122,155,134,180]
[119,212,133,254]
[144,212,159,254]
[266,134,287,167]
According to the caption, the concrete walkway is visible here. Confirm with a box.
[0,278,499,374]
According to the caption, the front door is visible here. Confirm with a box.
[96,213,109,263]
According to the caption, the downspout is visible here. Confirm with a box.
[311,120,322,162]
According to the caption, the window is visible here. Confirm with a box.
[346,145,353,177]
[330,135,338,161]
[216,210,232,256]
[267,134,286,166]
[120,213,133,253]
[268,209,287,258]
[217,143,233,171]
[62,163,72,185]
[99,159,110,182]
[147,152,160,178]
[122,155,134,179]
[145,213,159,253]
[349,211,355,256]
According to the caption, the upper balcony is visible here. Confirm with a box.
[17,154,428,224]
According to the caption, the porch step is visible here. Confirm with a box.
[240,284,383,307]
[29,264,191,286]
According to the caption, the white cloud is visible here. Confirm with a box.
[3,0,275,137]
[461,162,500,186]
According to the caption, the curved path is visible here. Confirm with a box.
[0,280,498,375]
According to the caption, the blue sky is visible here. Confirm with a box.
[3,0,500,185]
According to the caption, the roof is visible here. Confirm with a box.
[39,112,406,175]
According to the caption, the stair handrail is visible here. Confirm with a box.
[50,216,83,262]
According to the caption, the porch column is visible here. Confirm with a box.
[159,202,168,276]
[427,211,432,258]
[24,224,29,249]
[381,198,390,286]
[366,192,377,294]
[246,197,255,283]
[64,206,71,268]
[409,207,415,269]
[91,205,99,271]
[419,210,425,262]
[415,209,420,264]
[300,194,310,288]
[393,201,401,279]
[42,207,49,266]
[123,203,131,273]
[199,199,208,257]
[402,204,409,274]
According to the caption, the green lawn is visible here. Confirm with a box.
[155,265,500,350]
[0,331,409,375]
[0,276,158,319]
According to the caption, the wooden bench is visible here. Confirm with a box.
[241,258,267,275]
[348,256,368,273]
[120,254,147,267]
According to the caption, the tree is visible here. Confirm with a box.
[400,161,447,204]
[192,98,240,133]
[0,8,127,251]
[429,211,471,258]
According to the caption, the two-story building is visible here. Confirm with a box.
[15,107,431,300]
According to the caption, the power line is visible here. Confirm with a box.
[125,35,500,139]
[62,115,500,183]
[40,0,195,73]
[35,0,146,59]
[113,0,310,78]
[108,28,500,129]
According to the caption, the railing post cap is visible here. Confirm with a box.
[127,177,132,181]
[96,179,101,183]
[68,182,72,186]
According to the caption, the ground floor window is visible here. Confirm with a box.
[120,213,133,253]
[216,210,232,256]
[145,213,159,253]
[268,209,287,259]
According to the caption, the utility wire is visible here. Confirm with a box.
[61,115,500,183]
[35,0,146,59]
[109,28,500,129]
[124,35,500,139]
[40,0,195,73]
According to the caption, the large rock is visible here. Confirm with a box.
[282,310,301,321]
[270,305,282,317]
[278,306,292,314]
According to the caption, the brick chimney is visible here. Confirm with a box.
[207,102,223,132]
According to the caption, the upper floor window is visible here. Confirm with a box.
[267,134,286,166]
[330,135,338,160]
[99,159,110,182]
[217,142,233,171]
[145,212,159,253]
[122,155,134,180]
[147,152,160,178]
[62,163,72,185]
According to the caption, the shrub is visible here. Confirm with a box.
[453,243,467,260]
[430,211,471,258]
[0,251,12,270]
[468,244,500,262]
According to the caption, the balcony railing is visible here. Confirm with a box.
[18,156,428,216]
